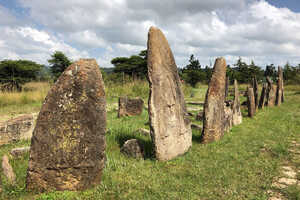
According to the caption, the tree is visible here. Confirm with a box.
[0,60,43,91]
[181,55,206,87]
[48,51,72,80]
[111,50,147,80]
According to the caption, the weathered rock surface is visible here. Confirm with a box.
[147,26,192,161]
[26,59,106,191]
[252,76,259,110]
[201,58,227,143]
[0,114,36,146]
[2,155,16,184]
[247,87,256,117]
[224,103,233,132]
[118,97,144,117]
[258,83,267,109]
[232,80,242,125]
[266,77,276,107]
[121,139,144,159]
[276,66,283,106]
[10,147,30,157]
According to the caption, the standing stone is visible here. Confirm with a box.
[225,76,229,99]
[147,26,192,161]
[201,58,227,143]
[258,83,267,109]
[10,146,30,157]
[232,80,242,125]
[266,77,276,107]
[224,103,233,132]
[276,66,283,106]
[2,155,16,184]
[252,76,259,110]
[247,87,256,117]
[26,59,106,191]
[118,97,144,117]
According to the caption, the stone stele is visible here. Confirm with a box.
[232,79,242,125]
[26,59,106,191]
[201,58,227,143]
[247,87,256,117]
[147,26,192,161]
[118,97,144,117]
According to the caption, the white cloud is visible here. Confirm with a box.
[0,0,299,67]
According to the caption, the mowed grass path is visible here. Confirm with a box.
[0,86,299,199]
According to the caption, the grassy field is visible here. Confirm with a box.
[0,82,299,199]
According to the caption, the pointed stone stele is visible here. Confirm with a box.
[276,66,283,106]
[201,58,226,144]
[247,87,256,117]
[252,76,259,110]
[266,76,276,107]
[26,59,106,191]
[232,80,242,125]
[225,76,229,99]
[258,83,267,109]
[147,26,192,161]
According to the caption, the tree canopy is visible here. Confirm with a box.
[48,51,72,80]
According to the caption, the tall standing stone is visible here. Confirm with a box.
[276,66,283,106]
[258,83,267,109]
[232,80,242,125]
[266,77,276,107]
[252,76,259,110]
[247,87,256,117]
[201,58,227,143]
[26,59,106,191]
[147,26,192,161]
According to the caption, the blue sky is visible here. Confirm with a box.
[0,0,300,68]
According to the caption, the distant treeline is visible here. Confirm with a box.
[0,50,299,91]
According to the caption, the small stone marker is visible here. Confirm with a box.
[121,139,144,159]
[247,87,256,117]
[195,111,204,121]
[147,26,192,161]
[26,59,106,191]
[232,80,242,125]
[118,97,144,117]
[2,155,16,184]
[258,83,267,109]
[224,103,233,132]
[252,76,259,110]
[10,147,30,157]
[266,77,276,107]
[276,66,283,106]
[135,128,150,136]
[201,58,226,143]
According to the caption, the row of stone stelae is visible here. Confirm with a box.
[24,26,284,192]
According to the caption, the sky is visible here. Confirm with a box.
[0,0,300,68]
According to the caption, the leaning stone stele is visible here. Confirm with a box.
[258,83,267,109]
[276,66,283,106]
[247,87,256,117]
[232,80,242,125]
[118,97,144,117]
[147,26,192,161]
[201,58,227,143]
[26,59,106,191]
[252,76,259,110]
[266,77,276,107]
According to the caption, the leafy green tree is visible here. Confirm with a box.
[111,50,147,80]
[181,55,206,87]
[48,51,72,80]
[0,60,43,91]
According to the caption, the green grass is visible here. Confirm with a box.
[0,83,299,199]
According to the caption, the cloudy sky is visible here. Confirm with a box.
[0,0,300,68]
